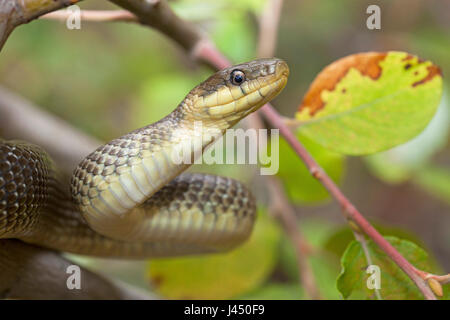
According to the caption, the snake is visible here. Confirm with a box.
[0,58,289,258]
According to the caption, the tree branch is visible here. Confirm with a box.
[250,0,321,300]
[0,0,81,50]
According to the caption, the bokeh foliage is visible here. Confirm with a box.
[1,0,448,300]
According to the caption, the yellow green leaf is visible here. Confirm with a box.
[337,236,449,300]
[296,51,443,155]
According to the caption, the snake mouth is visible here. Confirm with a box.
[196,60,289,121]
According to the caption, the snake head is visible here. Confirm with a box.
[183,58,289,127]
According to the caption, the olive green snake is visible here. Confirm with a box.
[0,58,289,258]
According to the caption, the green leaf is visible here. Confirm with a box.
[147,209,281,299]
[296,51,443,155]
[337,236,447,300]
[364,98,449,183]
[276,134,345,204]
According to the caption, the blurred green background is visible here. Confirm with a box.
[1,0,448,299]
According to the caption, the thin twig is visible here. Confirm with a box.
[257,0,283,58]
[188,0,439,300]
[252,0,321,300]
[267,177,322,299]
[258,105,437,300]
[243,99,321,299]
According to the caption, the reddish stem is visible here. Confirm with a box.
[191,41,436,299]
[258,104,436,300]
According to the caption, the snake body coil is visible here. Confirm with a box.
[0,59,289,258]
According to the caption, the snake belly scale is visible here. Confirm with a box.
[0,58,289,258]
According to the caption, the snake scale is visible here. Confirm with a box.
[0,58,289,258]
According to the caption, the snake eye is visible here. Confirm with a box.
[230,70,245,85]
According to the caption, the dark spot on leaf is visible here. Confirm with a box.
[298,52,387,116]
[402,54,414,61]
[151,274,165,287]
[412,65,442,87]
[342,88,346,93]
[404,64,412,70]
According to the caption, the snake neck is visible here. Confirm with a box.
[2,58,289,256]
[71,102,231,234]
